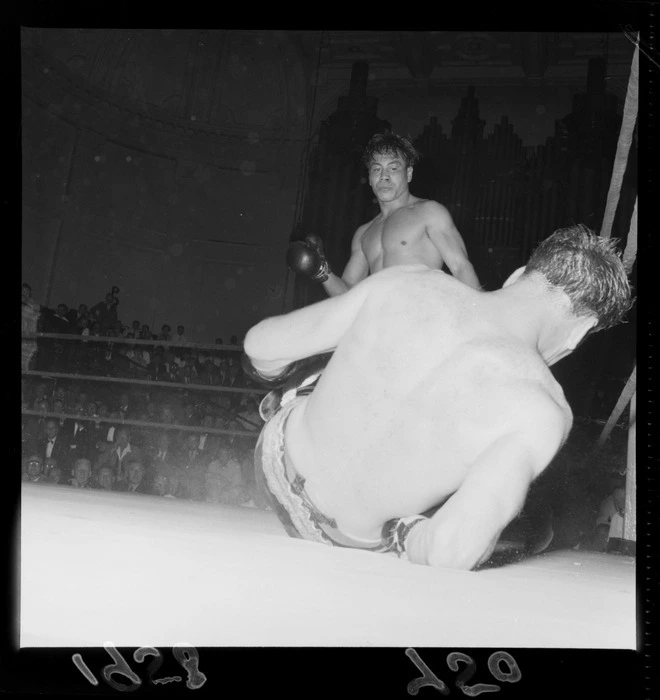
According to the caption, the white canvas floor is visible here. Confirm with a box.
[20,482,636,648]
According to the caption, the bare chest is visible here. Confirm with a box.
[361,207,432,266]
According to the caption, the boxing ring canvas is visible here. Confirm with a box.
[20,482,635,649]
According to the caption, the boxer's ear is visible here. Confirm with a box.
[407,166,413,183]
[503,266,525,287]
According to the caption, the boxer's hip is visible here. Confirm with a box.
[254,393,389,552]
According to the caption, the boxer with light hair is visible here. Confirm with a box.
[244,225,632,570]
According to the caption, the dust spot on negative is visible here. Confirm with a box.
[401,241,407,245]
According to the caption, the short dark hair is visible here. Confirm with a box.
[524,224,633,333]
[362,131,420,169]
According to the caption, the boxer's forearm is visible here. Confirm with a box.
[322,272,353,297]
[404,495,502,570]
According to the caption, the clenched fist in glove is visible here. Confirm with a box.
[286,234,331,283]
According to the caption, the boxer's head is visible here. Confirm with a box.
[364,132,419,203]
[522,224,633,334]
[362,131,420,170]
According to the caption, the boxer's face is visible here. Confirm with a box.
[368,150,413,202]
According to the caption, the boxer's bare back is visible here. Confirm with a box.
[279,265,572,566]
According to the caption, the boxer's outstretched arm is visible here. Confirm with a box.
[405,399,568,570]
[244,273,376,377]
[425,202,481,290]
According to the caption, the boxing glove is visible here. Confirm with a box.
[241,352,302,388]
[286,234,331,283]
[241,351,332,390]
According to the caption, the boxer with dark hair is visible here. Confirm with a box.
[287,130,480,296]
[246,225,632,570]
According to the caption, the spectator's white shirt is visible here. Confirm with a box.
[45,437,56,458]
[116,445,131,462]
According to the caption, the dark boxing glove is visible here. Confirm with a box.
[241,352,302,389]
[286,234,331,283]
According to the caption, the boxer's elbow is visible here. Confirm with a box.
[243,320,274,362]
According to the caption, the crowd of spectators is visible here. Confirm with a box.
[21,282,268,509]
[28,284,246,386]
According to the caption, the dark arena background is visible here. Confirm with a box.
[14,23,653,699]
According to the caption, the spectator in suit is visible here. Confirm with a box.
[52,399,68,434]
[90,293,119,333]
[117,459,150,494]
[65,414,94,464]
[44,303,73,334]
[149,432,174,471]
[159,324,172,341]
[96,428,144,484]
[177,433,208,500]
[24,398,50,449]
[39,419,72,470]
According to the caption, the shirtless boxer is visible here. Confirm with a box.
[244,225,631,570]
[288,131,481,295]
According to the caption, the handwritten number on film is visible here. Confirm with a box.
[406,648,521,696]
[72,643,207,690]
